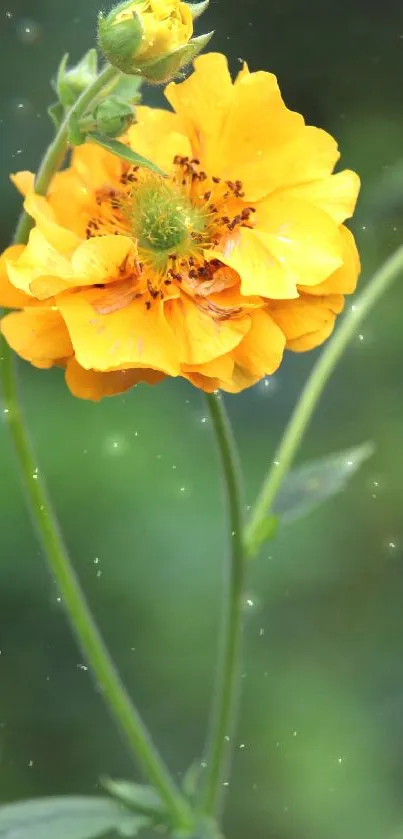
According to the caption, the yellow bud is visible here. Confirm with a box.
[115,0,193,62]
[98,0,210,80]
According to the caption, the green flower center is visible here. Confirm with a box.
[131,179,208,271]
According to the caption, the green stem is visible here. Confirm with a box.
[200,393,247,818]
[13,63,118,243]
[1,62,192,831]
[245,245,403,556]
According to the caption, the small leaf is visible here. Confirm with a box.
[0,796,149,839]
[273,442,375,524]
[101,779,165,819]
[48,101,65,130]
[87,134,166,177]
[112,75,143,104]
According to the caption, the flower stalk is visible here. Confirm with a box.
[245,245,403,557]
[200,393,247,818]
[1,62,193,834]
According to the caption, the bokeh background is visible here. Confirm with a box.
[1,2,403,838]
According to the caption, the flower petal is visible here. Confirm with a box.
[208,228,298,299]
[298,225,360,296]
[1,307,73,366]
[165,294,250,364]
[165,53,234,159]
[65,357,164,400]
[58,291,180,375]
[269,292,344,351]
[232,308,285,376]
[280,170,361,224]
[255,196,344,287]
[0,246,32,308]
[11,171,35,196]
[127,107,190,171]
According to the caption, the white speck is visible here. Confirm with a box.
[246,598,254,607]
[32,468,39,480]
[338,756,343,764]
[292,730,298,737]
[172,464,177,471]
[238,743,246,749]
[28,760,34,768]
[56,596,62,604]
[224,735,230,742]
[77,664,88,671]
[358,333,364,342]
[273,460,280,467]
[180,486,186,493]
[388,541,397,550]
[259,627,264,636]
[200,761,207,768]
[222,781,230,787]
[200,416,208,424]
[94,557,100,564]
[346,459,354,467]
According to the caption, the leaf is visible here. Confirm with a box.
[101,779,165,819]
[0,796,149,839]
[87,134,166,177]
[112,75,143,104]
[48,101,65,130]
[273,442,374,524]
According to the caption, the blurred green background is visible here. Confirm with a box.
[1,1,403,838]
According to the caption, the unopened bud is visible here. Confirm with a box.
[98,0,211,82]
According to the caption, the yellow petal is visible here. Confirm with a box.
[298,225,360,296]
[255,196,344,287]
[6,229,74,297]
[1,307,73,365]
[70,235,137,284]
[232,308,285,376]
[165,294,250,365]
[208,69,305,195]
[65,357,164,401]
[0,246,32,308]
[269,293,344,351]
[57,291,180,375]
[24,193,81,253]
[72,140,123,189]
[165,53,234,160]
[208,228,298,299]
[10,171,35,196]
[127,107,189,171]
[280,170,361,224]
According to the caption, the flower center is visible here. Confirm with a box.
[131,179,208,271]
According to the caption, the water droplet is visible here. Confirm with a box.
[16,18,43,44]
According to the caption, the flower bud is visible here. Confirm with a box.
[55,49,98,108]
[98,0,211,81]
[93,96,136,137]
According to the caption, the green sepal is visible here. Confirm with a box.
[87,133,167,177]
[137,31,214,84]
[94,96,135,137]
[48,101,65,130]
[112,74,143,104]
[98,9,144,75]
[55,49,98,109]
[187,0,210,20]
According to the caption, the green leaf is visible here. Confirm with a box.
[87,134,166,177]
[0,796,150,839]
[48,101,65,130]
[101,779,165,819]
[273,442,375,524]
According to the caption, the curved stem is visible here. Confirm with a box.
[245,245,403,556]
[14,63,118,243]
[1,62,193,831]
[200,393,246,818]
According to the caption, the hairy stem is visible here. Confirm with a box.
[200,393,247,818]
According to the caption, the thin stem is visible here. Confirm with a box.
[1,62,193,831]
[14,63,118,243]
[245,245,403,556]
[200,393,246,818]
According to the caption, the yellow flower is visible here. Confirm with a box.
[0,53,360,401]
